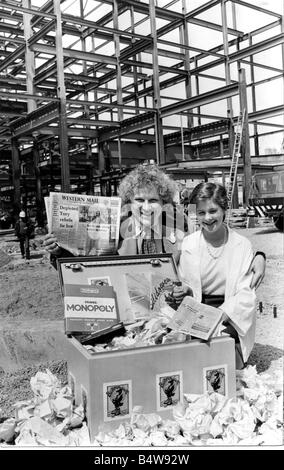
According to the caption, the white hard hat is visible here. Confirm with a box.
[19,211,26,218]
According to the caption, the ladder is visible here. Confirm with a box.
[227,110,246,217]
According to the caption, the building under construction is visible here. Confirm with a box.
[0,0,283,225]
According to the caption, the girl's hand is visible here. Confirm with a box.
[172,282,193,306]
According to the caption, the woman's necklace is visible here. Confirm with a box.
[203,226,227,260]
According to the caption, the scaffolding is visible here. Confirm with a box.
[0,0,283,219]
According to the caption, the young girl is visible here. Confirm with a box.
[178,182,256,369]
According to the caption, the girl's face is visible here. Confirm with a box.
[131,187,163,231]
[196,198,225,234]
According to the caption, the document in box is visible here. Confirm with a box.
[63,284,120,333]
[167,296,224,341]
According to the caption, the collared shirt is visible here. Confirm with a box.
[134,221,163,254]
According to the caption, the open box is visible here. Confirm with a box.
[57,254,236,442]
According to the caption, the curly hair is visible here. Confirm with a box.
[189,182,228,211]
[118,163,178,205]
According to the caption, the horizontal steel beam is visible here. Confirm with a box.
[10,104,59,137]
[67,118,120,128]
[161,83,239,117]
[228,33,284,63]
[164,119,230,146]
[98,111,156,142]
[231,0,282,19]
[248,105,284,122]
[0,100,27,115]
[0,45,25,73]
[36,128,98,138]
[170,154,283,170]
[30,43,118,65]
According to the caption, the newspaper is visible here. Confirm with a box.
[167,296,224,341]
[44,196,51,229]
[47,192,121,256]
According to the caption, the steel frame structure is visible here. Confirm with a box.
[0,0,283,214]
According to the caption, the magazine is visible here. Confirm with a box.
[124,272,179,320]
[150,273,180,314]
[46,192,121,256]
[167,296,224,341]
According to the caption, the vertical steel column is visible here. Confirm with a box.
[80,0,90,146]
[130,6,140,114]
[113,0,123,167]
[80,0,93,193]
[223,0,238,207]
[149,0,164,164]
[98,143,105,178]
[249,35,259,156]
[221,0,233,118]
[54,0,70,192]
[23,0,36,113]
[194,57,201,130]
[239,69,252,207]
[11,138,21,213]
[181,0,193,130]
[33,140,43,226]
[281,8,284,132]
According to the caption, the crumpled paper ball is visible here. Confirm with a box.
[16,416,68,446]
[30,369,61,400]
[0,418,16,443]
[160,419,181,439]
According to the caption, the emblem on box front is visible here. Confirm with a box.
[156,371,183,411]
[203,364,228,396]
[103,380,132,421]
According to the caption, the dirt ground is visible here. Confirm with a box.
[0,223,283,418]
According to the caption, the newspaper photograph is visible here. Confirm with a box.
[48,192,121,256]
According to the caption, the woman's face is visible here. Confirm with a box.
[131,187,163,231]
[196,198,225,234]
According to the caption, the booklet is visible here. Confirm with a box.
[124,272,179,320]
[167,296,224,341]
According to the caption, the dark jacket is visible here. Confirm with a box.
[15,218,34,239]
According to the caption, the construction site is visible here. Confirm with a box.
[0,0,283,225]
[0,0,284,449]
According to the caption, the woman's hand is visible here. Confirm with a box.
[43,232,62,255]
[247,253,266,289]
[172,282,193,307]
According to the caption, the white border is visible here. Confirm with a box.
[156,370,183,412]
[203,364,228,397]
[103,379,132,422]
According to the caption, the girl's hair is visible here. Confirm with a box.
[189,182,228,211]
[118,163,178,205]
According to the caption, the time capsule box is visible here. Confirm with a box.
[57,254,236,442]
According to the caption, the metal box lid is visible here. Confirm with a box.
[57,253,179,335]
